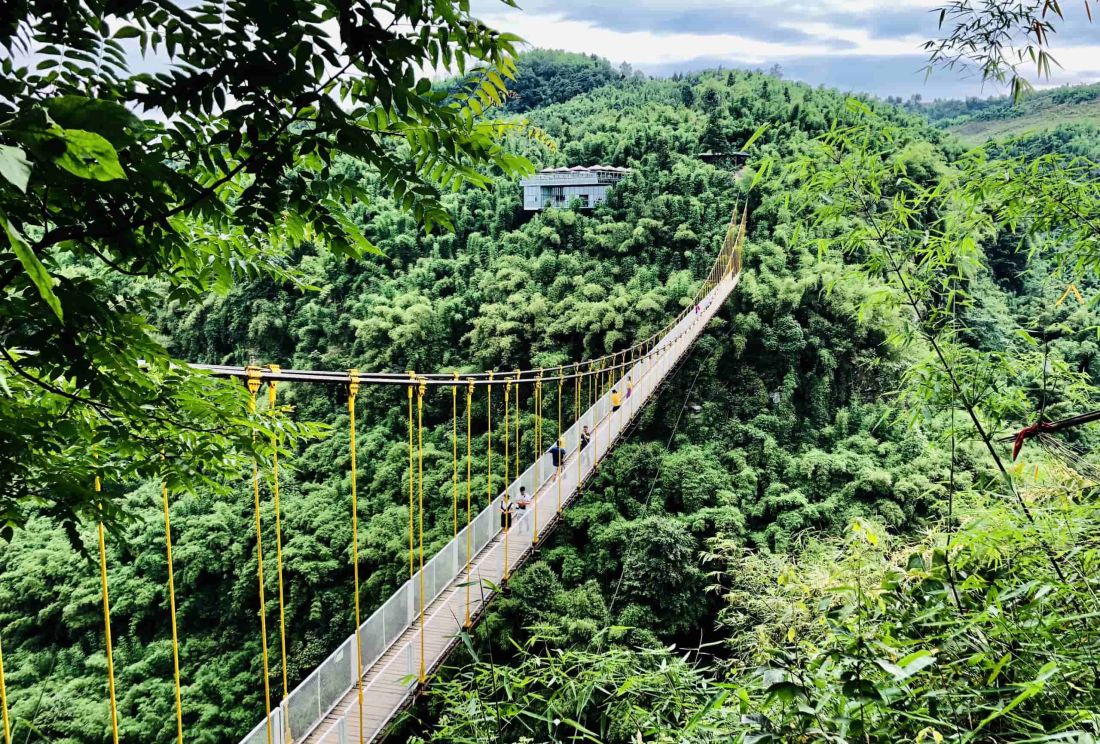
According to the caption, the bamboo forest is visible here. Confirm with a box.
[2,2,1100,743]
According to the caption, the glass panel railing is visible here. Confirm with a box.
[387,583,409,647]
[362,613,383,668]
[288,673,321,740]
[240,713,278,744]
[244,277,740,744]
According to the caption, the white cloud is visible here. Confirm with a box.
[473,0,1100,98]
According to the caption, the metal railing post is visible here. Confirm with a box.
[274,706,285,744]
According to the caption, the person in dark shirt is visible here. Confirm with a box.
[580,425,592,467]
[549,439,566,480]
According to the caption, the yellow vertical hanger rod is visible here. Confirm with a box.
[416,377,427,684]
[407,373,415,580]
[0,632,10,744]
[348,369,365,744]
[267,366,292,744]
[465,378,474,627]
[246,366,273,744]
[161,456,184,744]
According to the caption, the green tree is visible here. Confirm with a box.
[0,0,541,528]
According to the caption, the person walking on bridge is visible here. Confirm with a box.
[499,493,514,531]
[580,425,592,468]
[611,388,622,412]
[549,438,566,481]
[515,486,531,534]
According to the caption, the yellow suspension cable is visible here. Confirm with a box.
[575,364,582,496]
[246,366,273,744]
[465,378,474,627]
[588,362,595,472]
[737,204,748,274]
[610,356,617,436]
[161,456,184,744]
[486,371,494,506]
[557,367,563,515]
[267,366,291,744]
[503,377,510,501]
[416,378,426,683]
[452,372,459,540]
[534,369,543,543]
[503,375,512,582]
[96,476,121,744]
[513,369,520,495]
[595,362,603,471]
[348,370,364,744]
[407,374,415,580]
[0,632,9,744]
[627,348,635,420]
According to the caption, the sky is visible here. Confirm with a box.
[471,0,1100,99]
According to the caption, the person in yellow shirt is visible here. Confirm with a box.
[611,388,622,412]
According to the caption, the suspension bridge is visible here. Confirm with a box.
[0,207,746,744]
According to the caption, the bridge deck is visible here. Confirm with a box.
[241,273,740,744]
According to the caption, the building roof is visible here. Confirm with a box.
[538,164,631,174]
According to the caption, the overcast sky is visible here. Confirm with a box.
[472,0,1099,99]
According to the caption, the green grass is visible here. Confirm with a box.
[945,99,1100,143]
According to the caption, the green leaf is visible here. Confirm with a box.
[112,25,143,39]
[875,659,905,679]
[559,717,600,740]
[898,650,935,671]
[743,122,769,150]
[749,156,773,191]
[764,680,807,702]
[46,95,144,147]
[53,128,126,181]
[1,215,63,321]
[986,652,1012,685]
[322,198,383,256]
[0,145,31,192]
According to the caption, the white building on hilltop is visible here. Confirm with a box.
[520,165,631,211]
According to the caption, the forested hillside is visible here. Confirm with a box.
[912,82,1100,142]
[500,49,629,113]
[2,40,1100,744]
[409,66,1100,742]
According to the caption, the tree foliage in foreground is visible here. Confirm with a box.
[925,0,1097,100]
[0,0,541,529]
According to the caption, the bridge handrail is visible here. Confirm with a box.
[240,218,744,744]
[306,270,730,744]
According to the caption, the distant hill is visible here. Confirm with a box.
[503,49,627,113]
[910,82,1100,142]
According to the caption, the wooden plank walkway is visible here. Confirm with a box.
[241,272,740,744]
